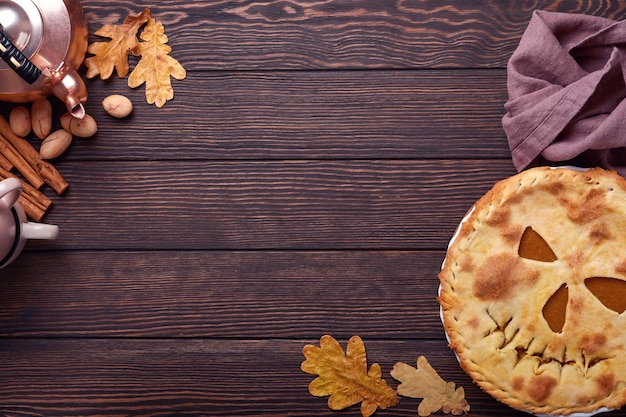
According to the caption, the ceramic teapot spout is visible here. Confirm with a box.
[49,68,87,119]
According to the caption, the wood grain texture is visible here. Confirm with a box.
[82,0,626,70]
[2,0,624,416]
[0,69,512,161]
[1,250,443,338]
[22,160,517,251]
[0,339,528,417]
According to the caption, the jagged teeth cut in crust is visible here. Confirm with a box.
[438,166,626,416]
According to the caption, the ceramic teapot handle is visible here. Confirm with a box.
[22,222,59,240]
[0,177,22,209]
[0,28,41,84]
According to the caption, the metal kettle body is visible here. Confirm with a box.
[0,0,88,118]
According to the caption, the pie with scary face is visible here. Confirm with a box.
[438,166,626,415]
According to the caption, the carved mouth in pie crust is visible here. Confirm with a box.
[438,166,626,416]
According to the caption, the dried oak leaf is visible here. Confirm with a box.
[391,356,470,417]
[301,335,399,417]
[128,17,187,108]
[84,8,152,79]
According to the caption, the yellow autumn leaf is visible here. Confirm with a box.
[127,17,186,108]
[391,356,470,417]
[301,335,399,417]
[84,8,152,79]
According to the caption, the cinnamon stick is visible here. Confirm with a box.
[0,131,44,188]
[16,193,46,222]
[18,177,52,211]
[0,166,51,221]
[0,166,52,208]
[0,114,68,194]
[0,153,13,171]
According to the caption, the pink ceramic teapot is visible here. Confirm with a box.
[0,178,58,269]
[0,0,88,118]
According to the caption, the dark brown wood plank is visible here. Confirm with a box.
[0,338,530,417]
[6,1,620,415]
[0,69,511,161]
[82,0,626,70]
[27,160,517,251]
[1,250,442,338]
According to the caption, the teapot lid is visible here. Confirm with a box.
[0,0,44,59]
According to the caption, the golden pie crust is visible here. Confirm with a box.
[438,166,626,415]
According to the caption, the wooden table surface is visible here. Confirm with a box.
[1,1,626,416]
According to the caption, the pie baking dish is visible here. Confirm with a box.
[438,166,626,415]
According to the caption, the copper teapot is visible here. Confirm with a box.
[0,0,88,118]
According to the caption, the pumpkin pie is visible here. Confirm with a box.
[438,166,626,415]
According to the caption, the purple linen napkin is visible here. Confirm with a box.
[502,10,626,176]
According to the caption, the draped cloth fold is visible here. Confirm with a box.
[503,10,626,176]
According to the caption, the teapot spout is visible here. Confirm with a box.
[50,69,88,119]
[63,94,86,119]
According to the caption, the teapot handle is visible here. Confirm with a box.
[22,222,59,240]
[0,28,41,84]
[0,177,22,209]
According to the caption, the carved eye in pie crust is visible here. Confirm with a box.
[519,227,626,333]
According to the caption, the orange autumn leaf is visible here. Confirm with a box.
[301,335,399,417]
[84,8,152,79]
[127,17,186,108]
[391,356,470,417]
